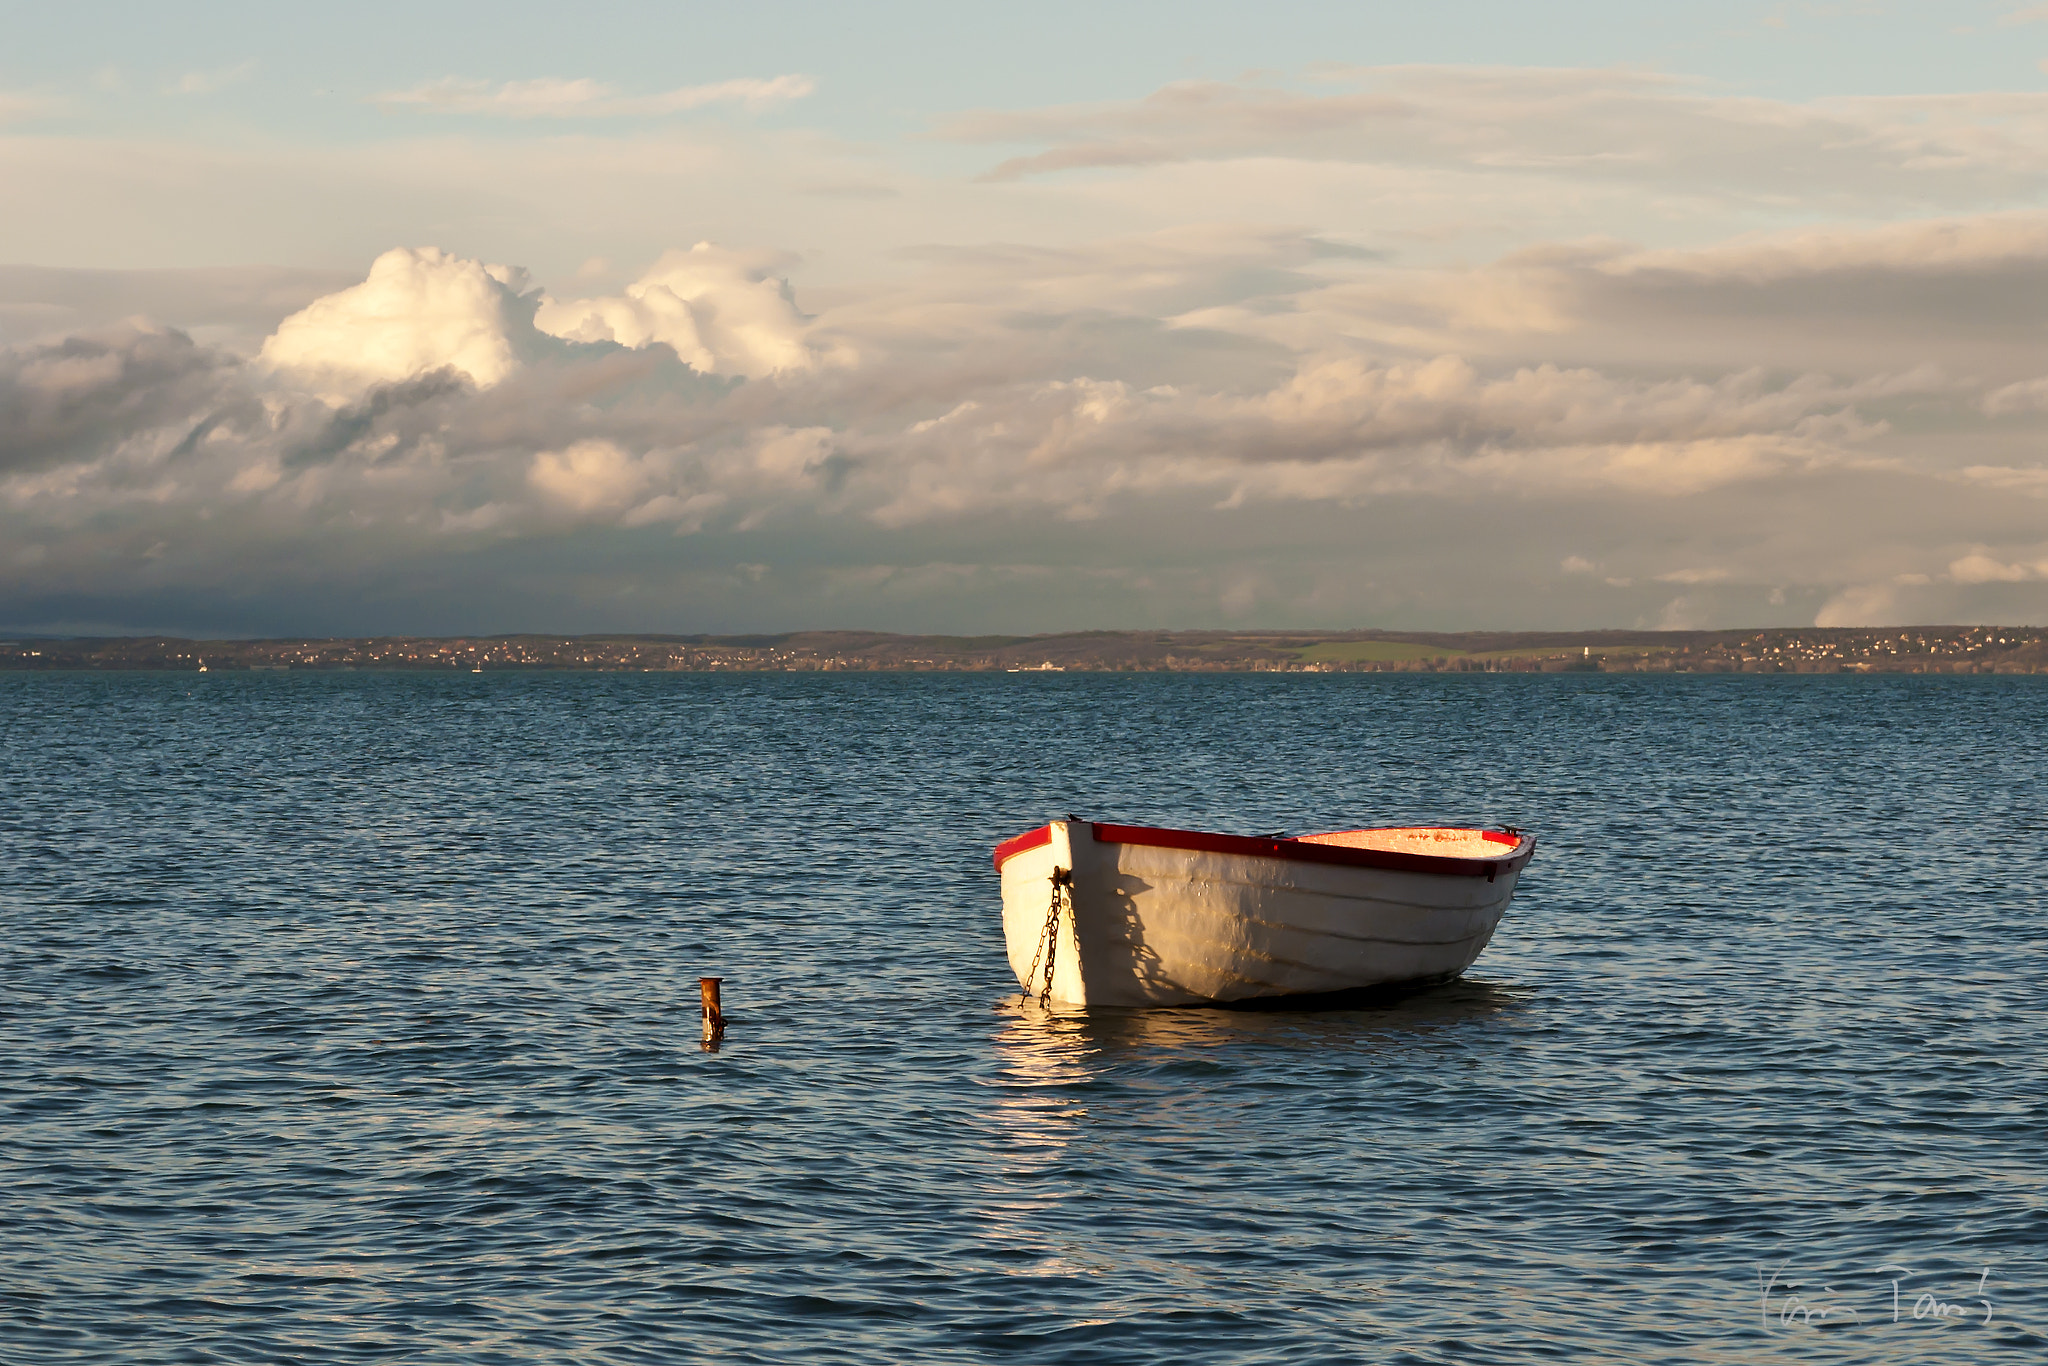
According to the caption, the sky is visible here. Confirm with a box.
[6,1,2048,636]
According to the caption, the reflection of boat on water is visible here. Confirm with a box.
[994,818,1536,1008]
[996,975,1531,1059]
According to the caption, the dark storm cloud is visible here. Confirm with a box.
[284,369,474,469]
[0,323,228,474]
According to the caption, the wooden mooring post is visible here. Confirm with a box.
[700,977,726,1046]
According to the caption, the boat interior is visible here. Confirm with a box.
[1295,827,1522,858]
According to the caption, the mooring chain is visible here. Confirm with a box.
[1023,867,1073,1007]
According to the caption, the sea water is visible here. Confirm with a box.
[2,672,2042,1364]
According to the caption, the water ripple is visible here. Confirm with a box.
[1,672,2042,1363]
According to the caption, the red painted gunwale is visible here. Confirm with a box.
[991,824,1055,869]
[992,821,1532,878]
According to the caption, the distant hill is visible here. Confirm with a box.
[3,627,2043,673]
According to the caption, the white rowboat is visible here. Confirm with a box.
[994,818,1536,1007]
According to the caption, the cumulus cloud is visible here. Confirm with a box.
[1948,552,2048,582]
[529,438,657,515]
[261,248,543,389]
[815,352,1920,526]
[7,218,2048,632]
[374,74,814,118]
[258,245,825,394]
[535,244,822,378]
[1815,583,1913,628]
[15,47,2048,632]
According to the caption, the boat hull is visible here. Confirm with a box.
[997,820,1534,1007]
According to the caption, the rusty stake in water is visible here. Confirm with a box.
[700,977,725,1042]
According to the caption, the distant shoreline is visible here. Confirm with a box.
[4,627,2044,674]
